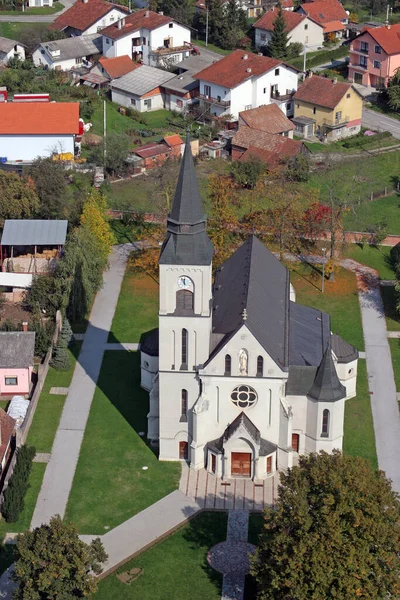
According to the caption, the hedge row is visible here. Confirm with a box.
[2,445,36,523]
[288,45,349,70]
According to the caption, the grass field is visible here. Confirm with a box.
[195,39,230,55]
[343,360,378,469]
[290,264,364,351]
[0,22,50,38]
[65,351,180,534]
[389,338,400,392]
[109,272,158,343]
[342,194,400,235]
[381,286,400,331]
[94,512,228,600]
[27,342,81,453]
[0,2,62,14]
[343,245,396,280]
[305,132,398,154]
[91,102,172,138]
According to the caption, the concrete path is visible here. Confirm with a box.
[31,244,135,529]
[362,107,400,140]
[33,453,51,463]
[49,386,69,395]
[103,342,139,351]
[387,331,400,338]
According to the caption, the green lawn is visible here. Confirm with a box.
[290,264,364,351]
[305,132,398,154]
[195,39,230,55]
[109,271,158,343]
[343,245,396,280]
[94,512,227,600]
[65,351,181,534]
[91,102,171,139]
[0,2,63,14]
[342,194,400,235]
[0,22,50,39]
[343,360,378,469]
[381,285,400,331]
[27,342,81,453]
[389,338,400,391]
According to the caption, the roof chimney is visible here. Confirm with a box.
[145,9,149,16]
[82,0,88,4]
[158,10,163,14]
[242,53,248,60]
[308,71,313,78]
[118,18,122,29]
[246,67,252,73]
[332,77,337,84]
[258,52,262,56]
[22,322,28,332]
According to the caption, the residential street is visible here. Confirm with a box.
[362,106,400,140]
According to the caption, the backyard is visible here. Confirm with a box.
[0,22,50,39]
[342,194,400,235]
[343,244,395,280]
[65,351,181,535]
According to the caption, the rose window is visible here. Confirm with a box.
[231,385,257,409]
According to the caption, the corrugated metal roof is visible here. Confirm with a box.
[1,220,68,246]
[111,65,174,97]
[42,33,102,62]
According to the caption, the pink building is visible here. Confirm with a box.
[0,332,35,396]
[349,23,400,87]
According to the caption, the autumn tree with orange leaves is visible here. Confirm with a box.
[207,174,239,267]
[80,190,115,261]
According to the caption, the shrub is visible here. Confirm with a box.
[285,154,310,182]
[390,242,400,268]
[287,41,303,58]
[58,318,73,348]
[2,446,36,523]
[51,341,71,371]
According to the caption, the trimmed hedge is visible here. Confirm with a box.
[288,45,349,70]
[2,445,36,523]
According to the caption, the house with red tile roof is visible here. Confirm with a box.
[194,49,299,119]
[129,135,184,172]
[348,23,400,87]
[101,9,192,68]
[0,102,80,163]
[293,72,363,140]
[254,7,324,51]
[231,125,307,166]
[51,0,129,37]
[297,0,348,40]
[239,103,295,137]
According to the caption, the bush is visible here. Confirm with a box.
[285,154,310,182]
[29,318,53,359]
[286,42,303,58]
[2,446,36,523]
[51,341,71,371]
[125,108,147,124]
[58,318,73,348]
[288,45,349,70]
[391,242,400,267]
[231,157,266,188]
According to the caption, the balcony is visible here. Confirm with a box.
[199,93,231,108]
[350,46,369,55]
[271,90,294,101]
[151,45,189,56]
[321,115,350,129]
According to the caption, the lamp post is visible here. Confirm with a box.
[303,42,307,73]
[205,7,209,48]
[321,247,326,293]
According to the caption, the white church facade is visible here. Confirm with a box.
[140,137,358,480]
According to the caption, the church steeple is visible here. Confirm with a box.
[308,345,346,402]
[159,134,213,266]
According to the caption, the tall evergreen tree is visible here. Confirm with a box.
[267,4,290,58]
[159,0,195,26]
[223,0,248,49]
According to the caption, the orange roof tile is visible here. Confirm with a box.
[299,0,347,24]
[323,19,345,32]
[293,74,352,109]
[195,49,295,89]
[239,104,294,134]
[0,102,80,135]
[232,127,303,162]
[51,0,128,32]
[254,8,308,32]
[99,55,139,79]
[360,23,400,55]
[164,134,184,147]
[101,9,177,40]
[282,0,295,7]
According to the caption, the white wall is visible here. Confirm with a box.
[149,21,191,51]
[82,8,128,35]
[0,43,25,65]
[102,28,141,58]
[255,18,324,50]
[0,134,74,161]
[111,87,165,111]
[32,48,82,71]
[28,0,53,6]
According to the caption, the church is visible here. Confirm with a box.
[140,136,358,480]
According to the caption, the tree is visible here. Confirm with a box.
[0,171,39,226]
[51,339,71,371]
[18,24,66,56]
[80,190,115,262]
[266,4,289,59]
[159,0,194,25]
[152,157,180,214]
[207,175,239,266]
[285,153,310,182]
[286,41,303,58]
[2,446,36,523]
[105,132,131,176]
[27,158,68,219]
[193,0,225,47]
[12,515,108,599]
[231,156,266,189]
[387,67,400,110]
[222,0,248,49]
[130,223,165,282]
[58,317,73,348]
[252,451,400,600]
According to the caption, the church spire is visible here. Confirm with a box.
[308,344,346,402]
[159,134,213,266]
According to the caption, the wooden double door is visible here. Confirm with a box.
[231,452,251,477]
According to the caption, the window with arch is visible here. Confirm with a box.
[181,389,188,421]
[257,355,264,377]
[321,409,330,437]
[176,290,194,312]
[181,329,188,368]
[225,354,231,375]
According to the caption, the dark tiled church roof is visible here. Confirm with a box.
[308,346,346,402]
[289,301,330,367]
[331,333,358,363]
[212,236,290,370]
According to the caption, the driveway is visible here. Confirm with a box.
[362,106,400,140]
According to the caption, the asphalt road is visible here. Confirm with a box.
[362,106,400,140]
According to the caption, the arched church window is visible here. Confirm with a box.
[321,409,330,437]
[231,385,257,409]
[256,355,264,377]
[181,329,188,368]
[176,290,194,312]
[181,389,188,417]
[225,354,231,375]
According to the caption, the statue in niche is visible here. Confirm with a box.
[239,349,248,376]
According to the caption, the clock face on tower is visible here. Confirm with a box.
[177,276,193,290]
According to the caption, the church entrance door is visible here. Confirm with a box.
[231,452,251,477]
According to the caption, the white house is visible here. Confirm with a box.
[194,49,299,119]
[140,137,358,478]
[28,0,53,7]
[50,0,129,37]
[296,0,349,41]
[0,102,80,163]
[32,34,102,71]
[110,65,175,112]
[0,37,25,65]
[254,8,324,51]
[101,9,191,67]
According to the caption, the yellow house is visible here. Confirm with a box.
[292,73,363,141]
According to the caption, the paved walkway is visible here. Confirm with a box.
[387,331,400,338]
[31,244,135,529]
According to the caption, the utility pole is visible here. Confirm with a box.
[303,42,307,73]
[321,247,326,293]
[103,100,106,169]
[205,7,209,47]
